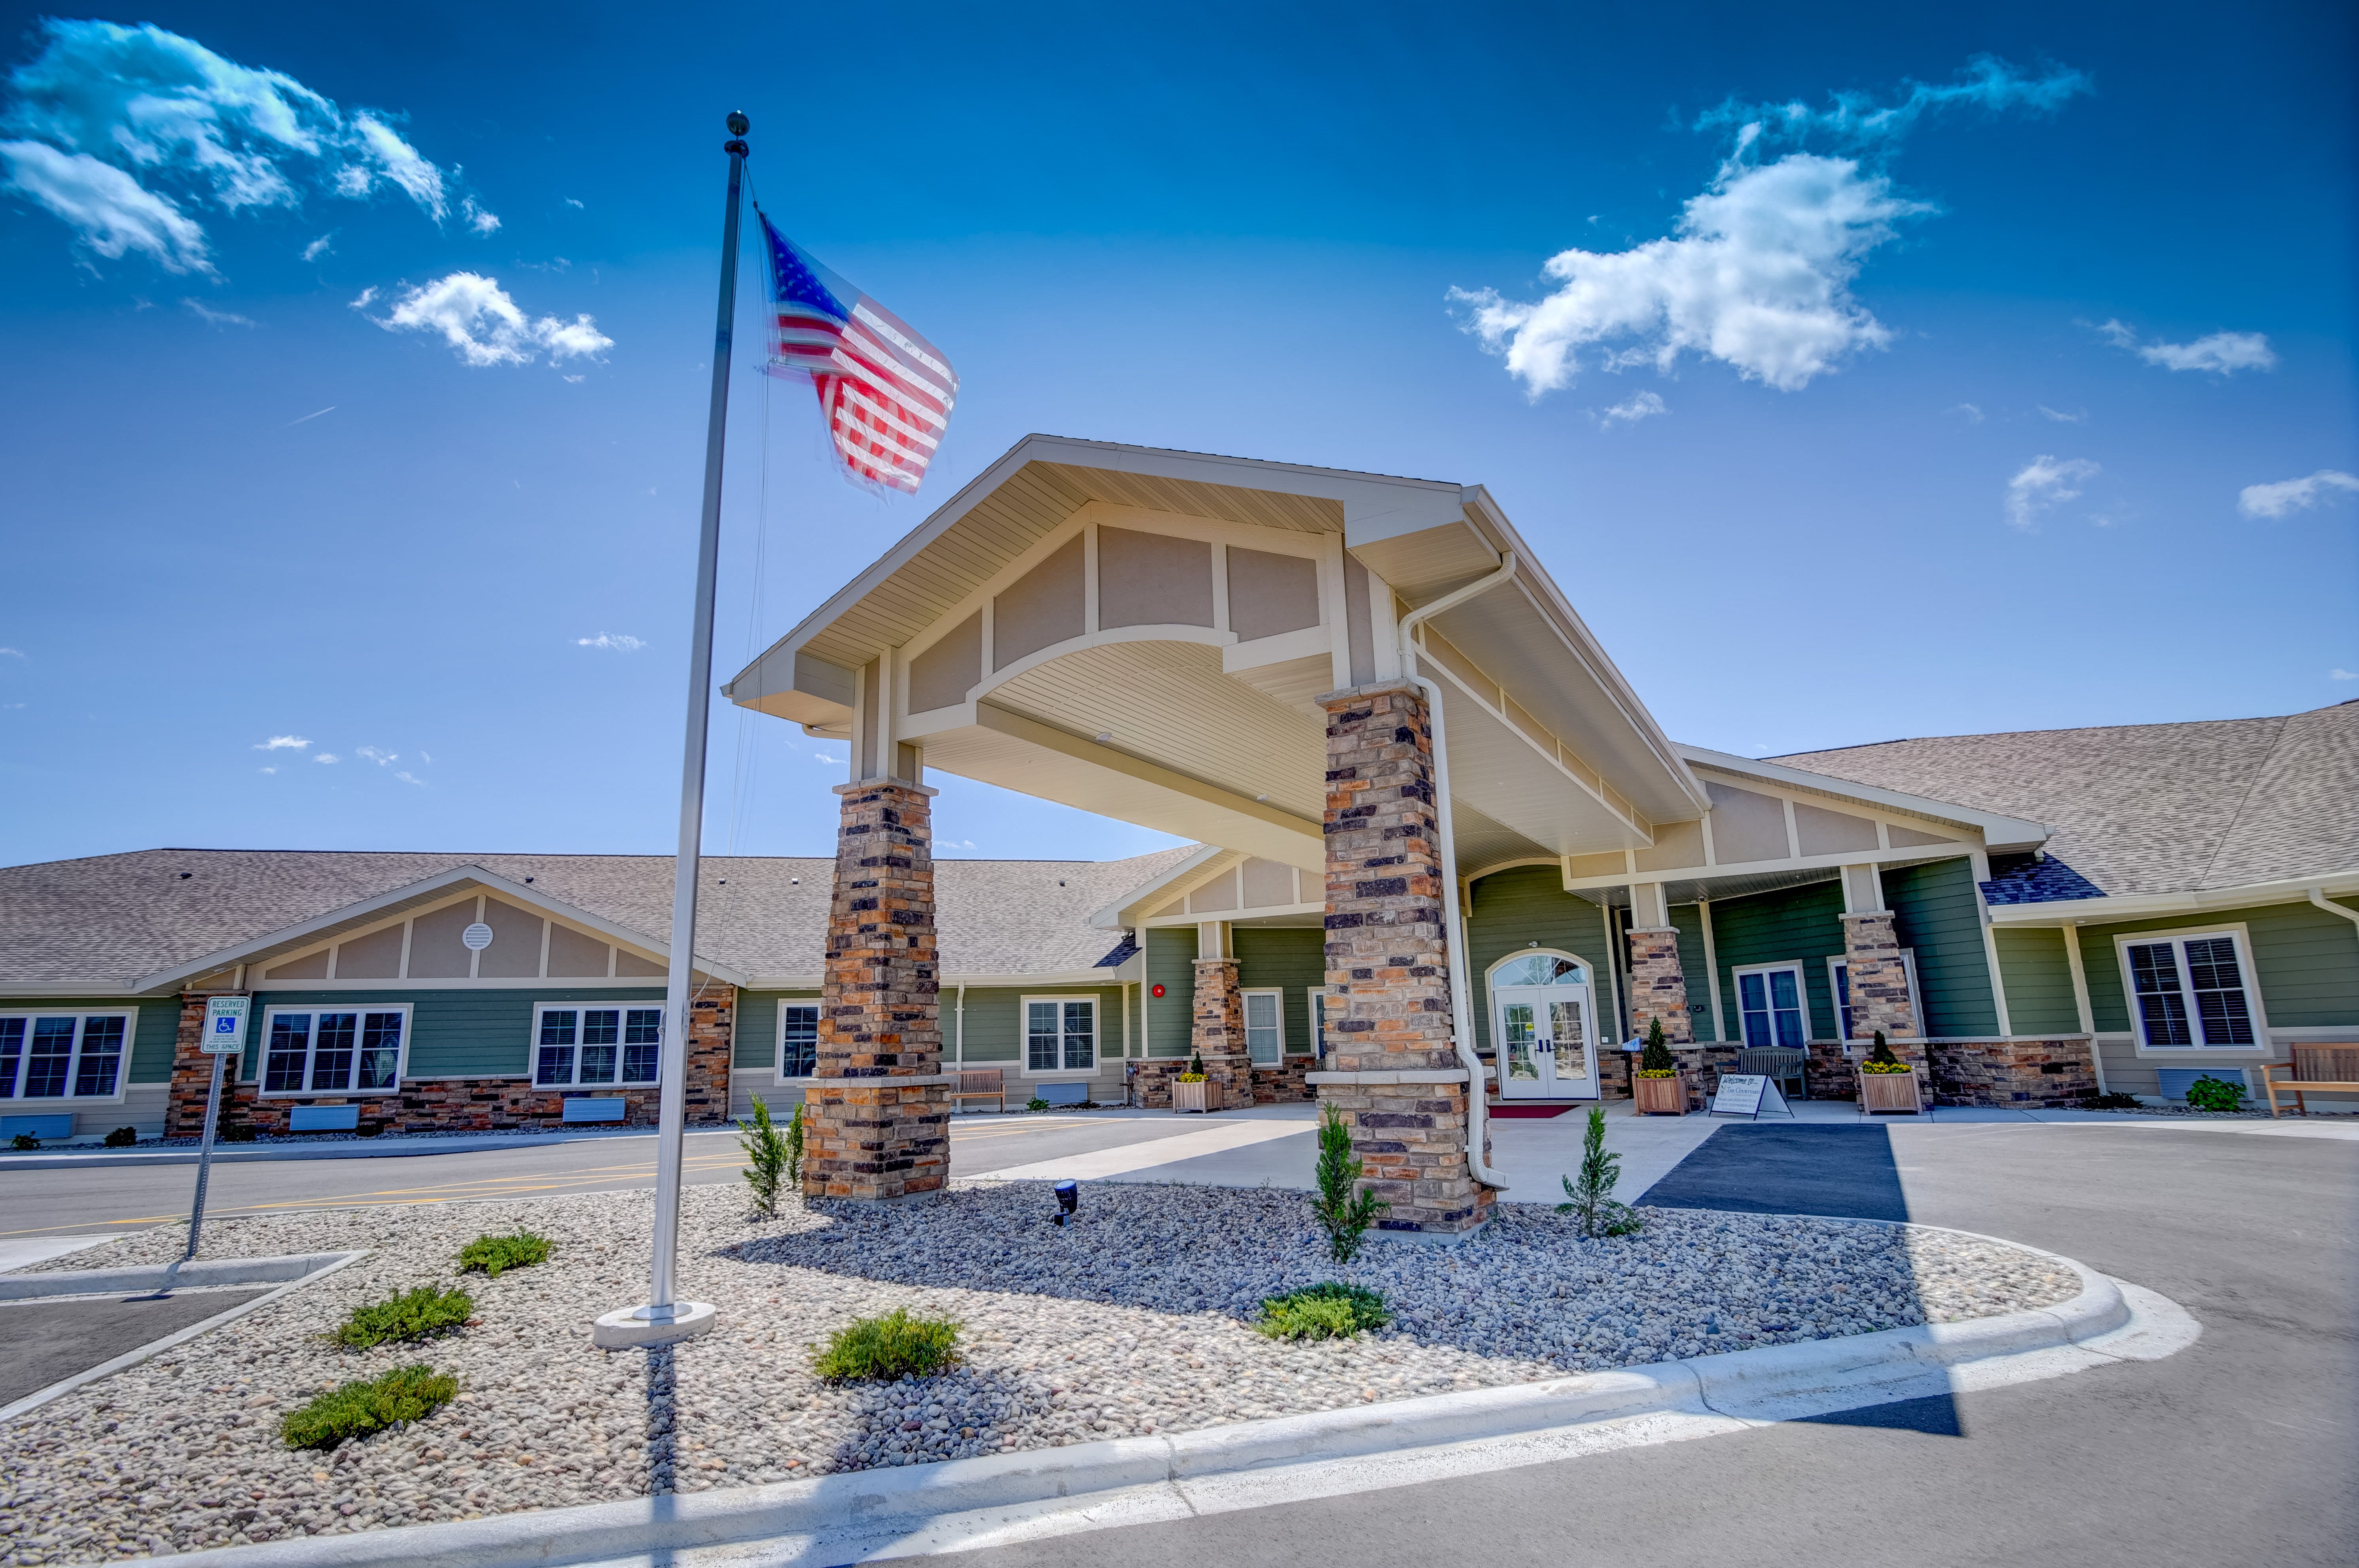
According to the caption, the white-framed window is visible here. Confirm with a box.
[777,1003,820,1080]
[1731,962,1809,1049]
[1024,996,1096,1074]
[258,1004,409,1096]
[532,1002,662,1088]
[1308,988,1329,1060]
[1243,988,1285,1064]
[1829,951,1921,1039]
[0,1009,135,1101]
[2118,930,2262,1049]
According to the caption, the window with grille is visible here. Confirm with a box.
[2124,934,2257,1047]
[1025,998,1095,1073]
[0,1011,133,1100]
[533,1005,663,1086]
[1734,964,1808,1049]
[257,1007,405,1096]
[778,1004,820,1078]
[1243,989,1284,1064]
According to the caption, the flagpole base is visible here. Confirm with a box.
[592,1301,718,1350]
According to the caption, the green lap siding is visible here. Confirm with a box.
[1995,928,2081,1035]
[956,986,1132,1069]
[1708,880,1846,1041]
[735,991,820,1070]
[1465,865,1617,1053]
[243,988,663,1080]
[1145,927,1198,1056]
[1884,858,2001,1036]
[2073,898,2359,1033]
[1236,927,1324,1055]
[0,998,180,1085]
[1670,903,1717,1041]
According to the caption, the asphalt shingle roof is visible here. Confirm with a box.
[1771,701,2359,898]
[0,845,1201,991]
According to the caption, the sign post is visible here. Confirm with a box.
[183,995,250,1261]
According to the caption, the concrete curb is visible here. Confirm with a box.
[150,1231,2180,1568]
[0,1128,743,1172]
[0,1251,370,1425]
[0,1252,362,1301]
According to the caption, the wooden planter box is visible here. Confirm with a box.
[1857,1068,1923,1114]
[1632,1073,1686,1115]
[1172,1078,1224,1114]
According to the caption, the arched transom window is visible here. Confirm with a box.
[1492,953,1588,987]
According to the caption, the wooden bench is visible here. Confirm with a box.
[949,1068,1007,1114]
[2261,1045,2359,1117]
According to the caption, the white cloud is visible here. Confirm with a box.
[576,633,645,651]
[461,195,499,235]
[253,734,310,750]
[1695,56,2090,151]
[2238,469,2359,520]
[259,765,276,774]
[0,140,211,271]
[564,196,583,208]
[2331,668,2358,681]
[1947,403,1984,424]
[419,750,432,764]
[313,752,338,764]
[1598,390,1668,427]
[0,20,488,271]
[2005,455,2100,530]
[348,285,376,310]
[278,405,335,428]
[301,232,332,261]
[356,745,396,765]
[2037,405,2086,423]
[2094,318,2276,375]
[1452,153,1927,395]
[183,297,254,327]
[814,754,844,765]
[393,770,426,787]
[375,272,613,367]
[0,646,23,657]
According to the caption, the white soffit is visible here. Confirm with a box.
[1678,745,2050,850]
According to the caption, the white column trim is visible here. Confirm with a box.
[2061,924,2104,1092]
[1698,899,1725,1043]
[1969,849,2013,1037]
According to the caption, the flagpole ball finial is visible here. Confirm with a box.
[726,110,749,136]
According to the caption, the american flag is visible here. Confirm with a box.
[756,212,957,496]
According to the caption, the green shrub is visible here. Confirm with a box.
[738,1098,803,1217]
[1026,1097,1051,1112]
[1557,1104,1643,1237]
[1639,1017,1676,1075]
[104,1126,138,1148]
[1860,1031,1911,1073]
[457,1231,550,1278]
[2184,1074,2246,1112]
[281,1365,457,1451]
[1257,1282,1392,1341]
[1310,1101,1387,1263]
[2079,1091,2141,1110]
[331,1284,474,1350]
[811,1308,962,1381]
[9,1133,37,1151]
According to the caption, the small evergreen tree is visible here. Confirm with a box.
[1864,1030,1901,1068]
[1639,1015,1676,1075]
[1557,1105,1643,1237]
[1310,1102,1386,1263]
[738,1097,800,1218]
[1189,1050,1206,1075]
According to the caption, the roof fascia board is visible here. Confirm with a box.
[132,865,746,993]
[1987,870,2359,926]
[1088,844,1232,929]
[1456,485,1708,817]
[1679,744,2050,848]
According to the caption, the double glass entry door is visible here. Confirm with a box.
[1495,987,1598,1100]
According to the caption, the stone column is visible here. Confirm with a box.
[1624,928,1692,1044]
[167,993,227,1138]
[802,778,949,1201]
[1841,911,1921,1040]
[1189,953,1250,1102]
[683,985,737,1126]
[1313,679,1490,1237]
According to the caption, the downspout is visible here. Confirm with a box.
[2308,886,2359,937]
[1395,553,1518,1189]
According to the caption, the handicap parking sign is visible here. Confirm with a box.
[202,995,250,1053]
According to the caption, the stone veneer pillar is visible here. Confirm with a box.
[802,778,949,1201]
[1624,928,1693,1044]
[1188,956,1251,1102]
[1840,911,1921,1040]
[1314,679,1491,1237]
[166,992,237,1138]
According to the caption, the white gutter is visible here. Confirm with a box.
[2310,887,2359,941]
[1396,553,1520,1191]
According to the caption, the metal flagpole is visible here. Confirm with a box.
[594,110,748,1350]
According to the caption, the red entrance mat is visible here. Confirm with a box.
[1486,1104,1575,1119]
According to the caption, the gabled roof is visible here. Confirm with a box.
[0,845,1201,993]
[1771,701,2359,897]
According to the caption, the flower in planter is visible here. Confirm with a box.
[1635,1017,1677,1078]
[1860,1030,1912,1073]
[1176,1073,1207,1083]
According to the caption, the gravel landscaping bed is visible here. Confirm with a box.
[0,1182,2079,1563]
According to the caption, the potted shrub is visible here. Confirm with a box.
[1173,1051,1222,1114]
[1856,1031,1922,1113]
[1631,1018,1685,1115]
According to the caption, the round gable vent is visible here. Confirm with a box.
[462,922,495,951]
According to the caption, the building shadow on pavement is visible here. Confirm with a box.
[1639,1123,1963,1437]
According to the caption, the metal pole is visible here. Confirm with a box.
[644,113,749,1321]
[181,1051,226,1262]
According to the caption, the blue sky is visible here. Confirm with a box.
[1,0,2352,869]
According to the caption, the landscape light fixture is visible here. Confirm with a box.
[1054,1180,1079,1226]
